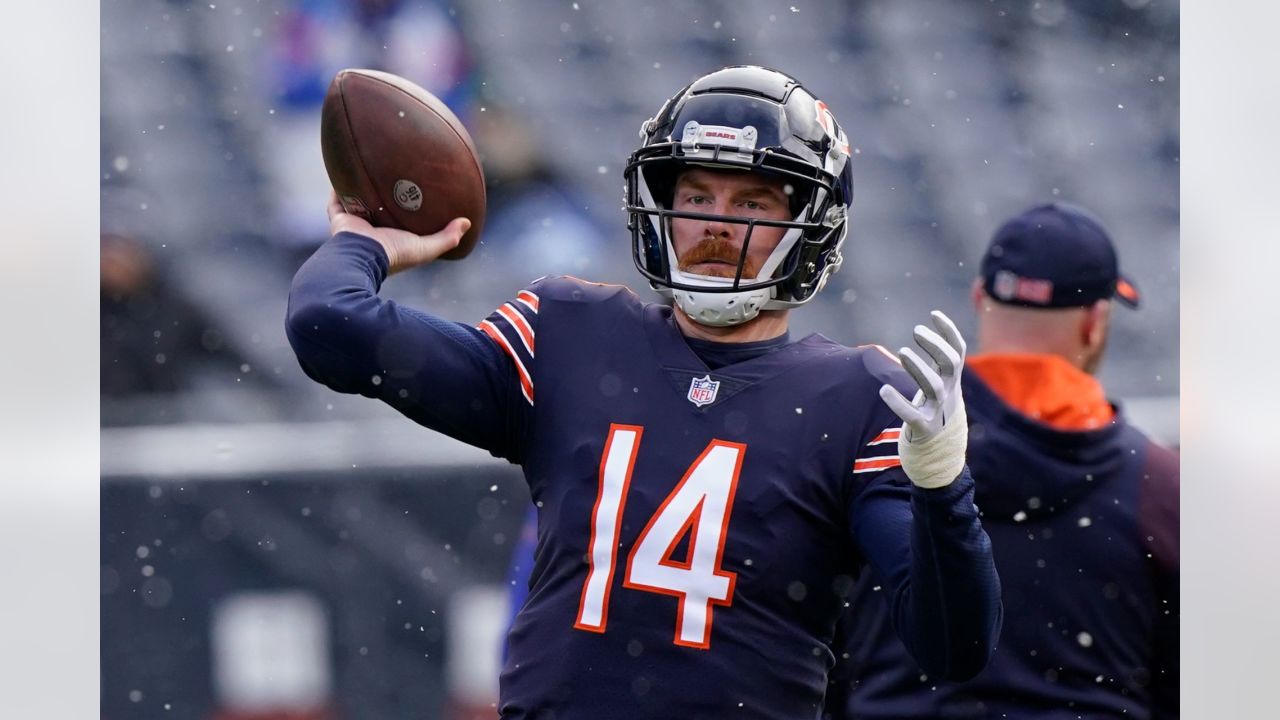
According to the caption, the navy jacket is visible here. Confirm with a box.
[830,367,1179,719]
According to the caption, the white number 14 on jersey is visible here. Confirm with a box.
[574,423,744,649]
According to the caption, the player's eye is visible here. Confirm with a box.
[738,198,775,214]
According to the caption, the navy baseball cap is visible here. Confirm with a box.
[980,202,1140,309]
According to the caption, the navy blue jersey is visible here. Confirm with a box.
[286,233,1001,719]
[830,368,1179,720]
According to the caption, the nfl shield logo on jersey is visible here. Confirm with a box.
[687,375,720,407]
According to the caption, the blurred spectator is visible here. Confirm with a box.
[269,0,471,113]
[502,505,537,657]
[466,103,608,286]
[264,0,473,244]
[828,203,1179,719]
[101,233,246,397]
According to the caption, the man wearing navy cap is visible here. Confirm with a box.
[828,202,1179,719]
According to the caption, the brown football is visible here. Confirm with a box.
[320,69,485,260]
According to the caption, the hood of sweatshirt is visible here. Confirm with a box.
[961,362,1144,521]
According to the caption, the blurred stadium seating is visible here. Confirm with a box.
[100,1,1178,717]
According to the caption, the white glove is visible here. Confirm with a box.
[878,311,969,489]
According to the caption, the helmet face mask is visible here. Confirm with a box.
[625,65,853,326]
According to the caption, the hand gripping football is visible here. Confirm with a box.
[320,69,486,260]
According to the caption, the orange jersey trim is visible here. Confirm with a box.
[478,320,533,405]
[854,343,901,365]
[496,303,535,356]
[868,428,901,446]
[853,456,902,473]
[516,290,540,313]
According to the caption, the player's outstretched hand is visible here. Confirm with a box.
[878,310,969,489]
[328,190,471,274]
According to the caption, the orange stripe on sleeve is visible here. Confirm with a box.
[516,291,540,313]
[857,343,900,364]
[868,428,901,446]
[497,303,536,356]
[479,320,534,405]
[853,456,902,474]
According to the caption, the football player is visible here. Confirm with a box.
[287,65,1001,719]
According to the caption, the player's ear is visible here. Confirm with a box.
[1081,300,1111,350]
[969,278,985,313]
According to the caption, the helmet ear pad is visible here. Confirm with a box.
[633,164,671,279]
[644,162,680,210]
[779,221,845,304]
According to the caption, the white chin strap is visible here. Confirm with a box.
[671,284,773,327]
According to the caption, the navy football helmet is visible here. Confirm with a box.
[625,65,854,326]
